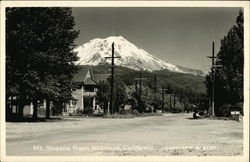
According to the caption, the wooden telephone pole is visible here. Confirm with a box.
[207,41,223,116]
[154,73,157,94]
[152,73,161,94]
[135,71,146,111]
[166,86,174,111]
[173,94,176,109]
[159,85,168,112]
[170,94,172,109]
[207,41,216,116]
[105,42,121,114]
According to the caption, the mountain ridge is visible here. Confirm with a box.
[74,36,205,76]
[77,64,206,95]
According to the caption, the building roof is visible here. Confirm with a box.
[72,66,109,85]
[93,74,110,83]
[72,67,90,83]
[84,77,98,85]
[72,66,96,85]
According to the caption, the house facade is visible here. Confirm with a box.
[6,66,109,119]
[65,67,109,115]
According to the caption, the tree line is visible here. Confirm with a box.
[6,7,205,120]
[6,8,242,119]
[96,71,207,114]
[6,8,79,121]
[205,10,244,116]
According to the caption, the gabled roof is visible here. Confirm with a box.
[84,77,98,85]
[72,66,109,85]
[73,66,95,84]
[72,67,89,83]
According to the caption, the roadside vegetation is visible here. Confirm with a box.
[6,8,244,121]
[205,10,244,116]
[6,8,79,121]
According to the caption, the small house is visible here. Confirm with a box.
[65,66,109,115]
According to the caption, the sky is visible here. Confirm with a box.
[72,7,241,73]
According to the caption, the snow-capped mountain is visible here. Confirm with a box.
[75,36,204,76]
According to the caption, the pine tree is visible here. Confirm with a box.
[96,75,127,114]
[205,10,244,116]
[6,8,79,120]
[96,80,111,113]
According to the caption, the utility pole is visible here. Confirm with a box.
[105,42,121,114]
[179,90,183,107]
[173,94,176,109]
[207,42,223,116]
[151,73,160,111]
[154,73,157,94]
[170,94,172,109]
[159,85,168,113]
[167,93,176,112]
[207,42,216,116]
[135,71,146,112]
[139,71,142,101]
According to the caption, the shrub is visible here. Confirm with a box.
[76,109,84,116]
[82,106,93,115]
[119,109,126,115]
[132,109,139,116]
[171,107,181,113]
[124,108,131,114]
[145,104,154,113]
[219,104,232,117]
[234,102,243,115]
[184,103,192,112]
[103,113,135,118]
[219,103,243,117]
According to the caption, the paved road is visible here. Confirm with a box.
[6,113,243,156]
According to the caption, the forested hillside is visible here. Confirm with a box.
[80,64,206,109]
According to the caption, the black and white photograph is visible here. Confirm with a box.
[0,1,249,162]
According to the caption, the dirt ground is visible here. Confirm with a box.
[6,113,243,156]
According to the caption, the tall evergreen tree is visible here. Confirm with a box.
[205,10,244,116]
[96,75,127,114]
[6,8,79,120]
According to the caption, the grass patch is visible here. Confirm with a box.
[103,112,163,119]
[6,116,63,122]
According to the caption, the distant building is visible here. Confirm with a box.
[6,96,50,119]
[6,66,109,119]
[65,66,109,114]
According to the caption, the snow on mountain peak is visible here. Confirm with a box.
[74,36,203,75]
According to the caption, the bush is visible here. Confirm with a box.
[219,104,232,117]
[171,107,181,113]
[103,113,135,119]
[219,103,243,117]
[119,109,126,115]
[145,104,154,113]
[102,111,163,118]
[132,109,139,116]
[150,94,161,111]
[82,106,93,115]
[184,103,192,112]
[76,109,84,116]
[233,102,243,115]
